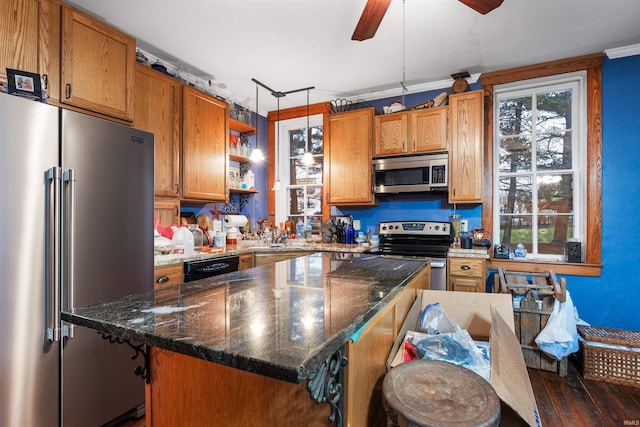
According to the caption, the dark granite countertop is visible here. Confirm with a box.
[62,252,427,383]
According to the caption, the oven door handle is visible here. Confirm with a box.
[430,260,446,268]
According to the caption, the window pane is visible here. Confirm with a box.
[289,128,306,157]
[536,131,572,170]
[535,90,571,133]
[289,158,323,184]
[499,96,532,136]
[537,216,574,256]
[288,187,323,217]
[499,214,532,251]
[499,135,532,173]
[310,126,323,155]
[537,174,573,214]
[498,176,532,214]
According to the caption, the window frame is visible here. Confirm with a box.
[481,53,603,276]
[274,114,324,229]
[493,73,586,261]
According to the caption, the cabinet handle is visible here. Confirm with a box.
[43,74,49,90]
[460,265,471,271]
[156,275,169,284]
[413,140,416,151]
[65,84,72,99]
[402,141,407,152]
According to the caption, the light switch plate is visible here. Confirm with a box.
[460,220,468,233]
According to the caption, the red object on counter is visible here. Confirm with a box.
[157,225,174,239]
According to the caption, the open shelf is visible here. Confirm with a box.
[229,118,255,134]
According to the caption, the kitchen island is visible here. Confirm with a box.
[62,252,429,426]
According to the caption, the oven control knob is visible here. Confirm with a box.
[435,225,440,230]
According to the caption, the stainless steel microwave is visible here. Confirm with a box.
[372,153,448,194]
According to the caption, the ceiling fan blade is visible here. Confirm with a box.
[459,0,504,14]
[351,0,392,41]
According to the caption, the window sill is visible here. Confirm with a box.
[487,258,602,277]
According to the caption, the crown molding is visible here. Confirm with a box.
[605,44,640,59]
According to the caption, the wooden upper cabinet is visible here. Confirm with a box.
[449,90,484,203]
[410,107,448,152]
[325,108,376,206]
[374,112,407,156]
[60,5,135,121]
[374,107,448,156]
[181,85,228,202]
[0,0,50,84]
[134,63,181,198]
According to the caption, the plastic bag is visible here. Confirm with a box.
[535,290,579,360]
[419,302,459,334]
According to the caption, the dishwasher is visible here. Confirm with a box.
[183,255,240,282]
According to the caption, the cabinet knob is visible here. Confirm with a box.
[156,275,169,284]
[460,265,471,271]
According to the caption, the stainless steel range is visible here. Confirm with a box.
[377,221,453,290]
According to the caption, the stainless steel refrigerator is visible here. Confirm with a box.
[0,93,154,426]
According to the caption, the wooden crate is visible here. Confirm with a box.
[578,325,640,387]
[494,268,568,376]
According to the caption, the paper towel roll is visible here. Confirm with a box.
[223,215,248,228]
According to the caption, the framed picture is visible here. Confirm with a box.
[6,68,42,102]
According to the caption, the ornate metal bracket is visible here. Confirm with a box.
[99,332,151,384]
[307,348,349,427]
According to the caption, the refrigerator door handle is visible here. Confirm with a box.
[63,169,77,339]
[46,167,62,342]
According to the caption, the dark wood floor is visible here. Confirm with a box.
[119,359,640,426]
[530,359,640,426]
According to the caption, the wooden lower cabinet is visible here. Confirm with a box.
[447,257,487,292]
[238,252,254,270]
[343,266,426,426]
[144,266,428,427]
[153,263,182,290]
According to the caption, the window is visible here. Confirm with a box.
[493,73,586,260]
[274,114,324,235]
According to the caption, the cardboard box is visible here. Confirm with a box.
[386,290,541,427]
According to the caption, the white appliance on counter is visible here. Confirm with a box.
[0,94,154,426]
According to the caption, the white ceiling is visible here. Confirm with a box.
[67,0,640,115]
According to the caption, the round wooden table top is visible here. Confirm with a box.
[382,360,500,427]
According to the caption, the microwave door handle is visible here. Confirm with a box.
[63,169,76,339]
[46,167,62,342]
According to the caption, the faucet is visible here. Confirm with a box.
[273,230,289,244]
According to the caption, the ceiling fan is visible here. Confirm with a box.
[351,0,504,41]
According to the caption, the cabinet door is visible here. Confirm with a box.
[410,106,448,153]
[154,263,183,290]
[134,64,181,198]
[449,90,484,203]
[60,5,134,121]
[238,253,254,270]
[181,86,228,201]
[154,197,180,228]
[374,112,407,156]
[325,108,375,205]
[0,0,48,84]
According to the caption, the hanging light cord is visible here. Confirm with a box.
[401,0,407,107]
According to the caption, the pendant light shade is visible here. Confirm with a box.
[250,83,265,162]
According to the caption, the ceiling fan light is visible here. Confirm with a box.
[250,147,264,162]
[271,180,283,191]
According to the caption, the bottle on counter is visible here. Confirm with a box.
[347,216,355,244]
[188,224,203,252]
[172,225,194,257]
[296,218,304,237]
[341,221,347,244]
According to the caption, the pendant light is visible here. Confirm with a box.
[271,95,283,191]
[250,83,265,162]
[251,78,314,192]
[302,88,315,166]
